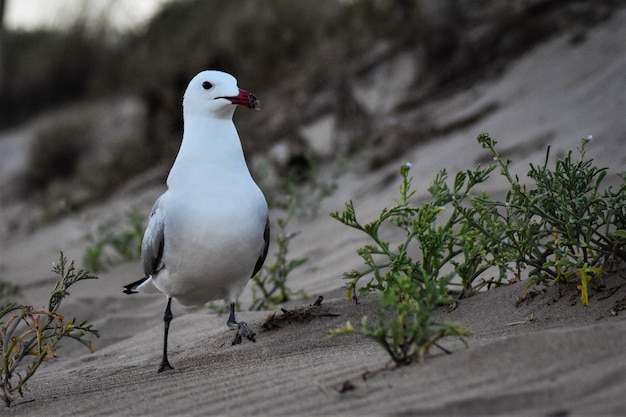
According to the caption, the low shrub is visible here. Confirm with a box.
[331,133,625,365]
[0,253,99,407]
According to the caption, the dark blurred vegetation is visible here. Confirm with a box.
[26,118,89,190]
[2,0,620,129]
[2,26,105,125]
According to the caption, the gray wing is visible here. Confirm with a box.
[251,216,270,278]
[142,197,165,277]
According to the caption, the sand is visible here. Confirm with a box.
[1,7,625,417]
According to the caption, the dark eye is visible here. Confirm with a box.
[202,81,213,90]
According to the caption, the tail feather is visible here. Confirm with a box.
[123,277,150,294]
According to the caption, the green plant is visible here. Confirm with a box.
[0,252,99,407]
[331,163,488,365]
[332,162,505,301]
[243,158,341,312]
[332,133,625,365]
[333,271,469,366]
[83,211,145,272]
[250,198,308,311]
[458,134,626,305]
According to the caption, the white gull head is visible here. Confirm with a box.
[183,70,260,119]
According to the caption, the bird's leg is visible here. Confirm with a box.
[158,297,175,373]
[227,302,256,345]
[226,302,238,331]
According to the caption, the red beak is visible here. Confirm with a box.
[219,89,261,110]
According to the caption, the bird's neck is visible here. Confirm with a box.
[167,115,252,189]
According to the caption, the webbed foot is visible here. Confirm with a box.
[231,321,256,345]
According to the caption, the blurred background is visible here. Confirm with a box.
[0,0,623,241]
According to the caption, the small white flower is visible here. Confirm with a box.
[586,134,593,141]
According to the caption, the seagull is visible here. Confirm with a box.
[123,70,269,373]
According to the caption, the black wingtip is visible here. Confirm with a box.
[123,277,149,295]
